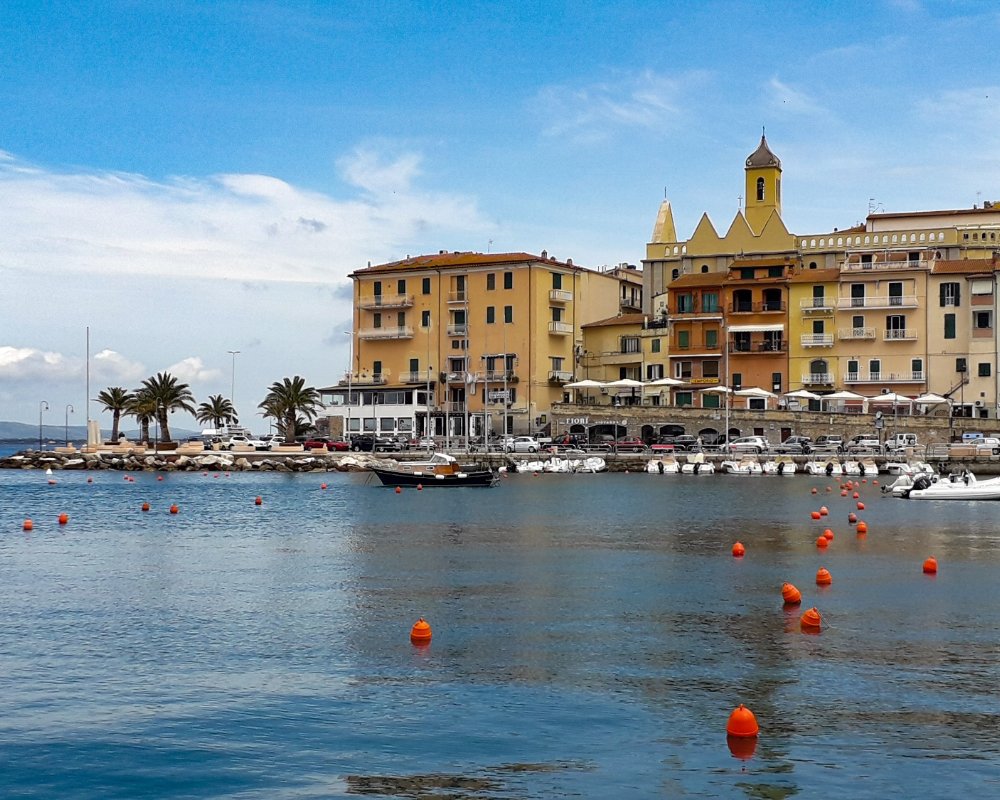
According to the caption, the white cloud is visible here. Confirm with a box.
[0,346,70,380]
[338,145,422,196]
[165,356,221,384]
[92,349,146,384]
[765,77,830,118]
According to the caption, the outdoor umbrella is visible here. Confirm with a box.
[734,387,776,409]
[563,379,605,405]
[645,377,684,387]
[868,392,913,406]
[913,392,950,406]
[821,390,867,412]
[783,389,821,401]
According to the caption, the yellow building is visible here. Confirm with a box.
[787,267,841,395]
[578,312,671,406]
[329,251,624,439]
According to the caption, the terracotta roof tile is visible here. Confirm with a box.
[581,313,647,329]
[351,251,582,275]
[932,258,999,275]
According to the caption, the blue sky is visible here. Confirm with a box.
[1,0,997,429]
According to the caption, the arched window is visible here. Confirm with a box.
[756,177,765,201]
[672,268,680,280]
[809,261,818,269]
[810,359,828,378]
[701,265,709,273]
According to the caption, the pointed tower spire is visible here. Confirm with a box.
[651,197,677,244]
[744,133,782,233]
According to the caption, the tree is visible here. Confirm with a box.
[258,376,321,443]
[95,386,134,442]
[127,390,157,445]
[139,372,196,443]
[196,394,237,431]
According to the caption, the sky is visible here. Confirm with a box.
[1,0,998,430]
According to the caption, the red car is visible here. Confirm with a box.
[614,438,649,453]
[303,437,349,451]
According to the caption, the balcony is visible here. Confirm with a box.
[548,320,573,335]
[841,259,930,272]
[844,372,926,383]
[800,333,834,347]
[548,370,574,383]
[445,401,466,413]
[799,298,834,313]
[802,373,834,385]
[358,326,413,340]
[339,372,388,386]
[837,327,876,340]
[729,340,786,354]
[836,295,918,310]
[358,293,413,310]
[484,369,518,383]
[883,329,917,341]
[447,323,468,337]
[401,370,434,384]
[549,289,573,303]
[672,341,722,352]
[729,301,786,314]
[444,371,476,384]
[448,290,468,304]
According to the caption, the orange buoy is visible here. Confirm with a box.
[819,506,829,516]
[254,496,263,506]
[923,556,938,574]
[840,490,848,497]
[823,528,834,540]
[395,486,402,494]
[857,501,865,510]
[781,582,802,605]
[141,502,150,512]
[856,521,868,534]
[58,513,68,525]
[726,704,759,737]
[410,617,432,645]
[848,512,857,523]
[811,487,817,494]
[47,479,57,485]
[816,536,829,548]
[320,483,328,490]
[853,491,860,499]
[816,567,832,585]
[87,477,93,483]
[169,504,179,514]
[157,475,164,482]
[872,479,879,486]
[800,607,822,631]
[416,483,423,490]
[810,511,821,520]
[826,486,832,492]
[22,519,33,531]
[861,478,867,484]
[732,541,745,557]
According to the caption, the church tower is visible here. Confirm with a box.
[744,133,782,233]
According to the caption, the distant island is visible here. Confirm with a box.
[0,420,201,442]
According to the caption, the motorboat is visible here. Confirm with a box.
[903,470,1000,500]
[574,456,607,473]
[761,456,796,475]
[804,459,843,477]
[646,456,679,474]
[720,458,762,475]
[372,453,498,487]
[681,452,714,475]
[885,460,933,476]
[858,458,879,476]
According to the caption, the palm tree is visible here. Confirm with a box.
[127,390,157,445]
[196,394,237,431]
[95,386,134,442]
[258,376,321,443]
[139,372,196,443]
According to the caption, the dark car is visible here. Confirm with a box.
[775,436,813,454]
[671,434,701,452]
[351,434,403,452]
[813,435,844,453]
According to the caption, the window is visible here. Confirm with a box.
[705,329,718,348]
[767,266,783,278]
[421,310,430,327]
[373,280,382,296]
[397,311,406,327]
[733,332,751,352]
[888,282,903,306]
[486,273,495,290]
[671,269,680,280]
[733,289,752,311]
[732,372,742,390]
[676,293,694,313]
[944,313,956,339]
[851,284,865,306]
[675,361,692,379]
[812,319,825,334]
[956,358,967,373]
[847,360,859,380]
[397,279,406,295]
[912,358,923,378]
[974,310,993,330]
[409,358,419,373]
[373,312,382,329]
[885,315,906,338]
[621,336,640,354]
[422,277,431,295]
[739,268,754,280]
[979,363,992,377]
[852,314,864,330]
[651,338,661,353]
[869,359,881,379]
[812,285,825,306]
[677,330,690,349]
[702,292,719,312]
[486,306,495,324]
[373,360,382,377]
[552,273,562,290]
[703,392,721,409]
[675,391,693,407]
[772,372,782,392]
[940,282,961,307]
[551,356,564,371]
[756,177,764,201]
[702,360,719,379]
[503,271,513,290]
[551,307,563,322]
[646,363,664,380]
[971,279,993,297]
[504,305,513,323]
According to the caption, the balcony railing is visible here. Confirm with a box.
[837,327,876,340]
[448,290,467,304]
[339,372,387,385]
[447,323,468,336]
[358,326,414,340]
[800,333,834,347]
[358,293,413,310]
[883,329,917,341]
[728,340,786,354]
[444,371,475,384]
[549,289,573,303]
[548,320,573,334]
[802,373,834,385]
[548,370,574,383]
[445,401,466,413]
[484,369,518,382]
[673,341,722,351]
[840,259,930,272]
[845,371,926,383]
[799,298,834,312]
[729,301,786,313]
[836,295,917,309]
[401,370,434,384]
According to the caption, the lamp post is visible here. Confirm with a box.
[39,400,48,451]
[344,332,353,441]
[65,404,74,446]
[227,350,240,419]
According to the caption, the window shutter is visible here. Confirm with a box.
[939,284,947,306]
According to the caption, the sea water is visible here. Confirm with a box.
[1,468,999,798]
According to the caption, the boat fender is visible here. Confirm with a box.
[693,463,700,475]
[777,461,785,475]
[435,474,445,480]
[658,461,664,474]
[413,471,423,476]
[825,462,834,476]
[859,462,866,476]
[457,472,467,478]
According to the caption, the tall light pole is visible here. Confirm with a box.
[39,401,48,451]
[343,332,353,440]
[65,404,74,446]
[227,350,240,421]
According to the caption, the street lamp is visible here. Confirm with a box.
[65,404,74,446]
[227,350,240,418]
[344,332,353,441]
[38,401,48,451]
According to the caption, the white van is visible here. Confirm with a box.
[884,433,918,454]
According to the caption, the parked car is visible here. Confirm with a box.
[725,436,771,454]
[303,437,349,451]
[975,436,1000,455]
[409,436,437,450]
[226,435,253,450]
[775,435,813,454]
[246,437,269,451]
[671,434,702,452]
[846,434,881,453]
[350,434,403,452]
[883,433,918,454]
[504,435,542,453]
[813,435,844,453]
[614,438,649,453]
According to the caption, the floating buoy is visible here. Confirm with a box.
[726,704,759,737]
[848,512,857,524]
[853,492,860,499]
[811,487,817,494]
[417,483,423,490]
[124,475,130,481]
[58,513,68,525]
[395,486,402,494]
[823,528,834,540]
[840,490,848,497]
[732,541,745,557]
[826,486,832,492]
[157,475,164,482]
[810,511,821,520]
[923,556,938,574]
[410,617,432,645]
[320,483,328,490]
[872,480,879,487]
[856,521,868,534]
[816,536,829,548]
[816,567,832,585]
[254,496,262,506]
[169,504,179,514]
[141,502,150,512]
[781,582,802,605]
[819,506,829,516]
[87,477,93,483]
[22,519,33,531]
[800,607,822,631]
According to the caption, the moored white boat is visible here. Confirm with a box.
[761,456,796,475]
[681,452,714,475]
[646,456,679,474]
[904,470,1000,500]
[804,459,843,477]
[721,458,762,475]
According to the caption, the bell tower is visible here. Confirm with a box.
[744,133,782,233]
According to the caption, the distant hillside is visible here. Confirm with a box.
[0,420,200,441]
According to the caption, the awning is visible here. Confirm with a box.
[726,324,785,333]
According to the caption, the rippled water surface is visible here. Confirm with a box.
[1,467,999,798]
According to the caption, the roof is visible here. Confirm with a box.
[581,313,646,329]
[351,251,582,276]
[932,258,999,275]
[788,267,841,283]
[668,272,725,288]
[729,257,797,268]
[745,135,781,169]
[869,206,1000,220]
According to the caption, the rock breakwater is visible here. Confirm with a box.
[0,450,393,473]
